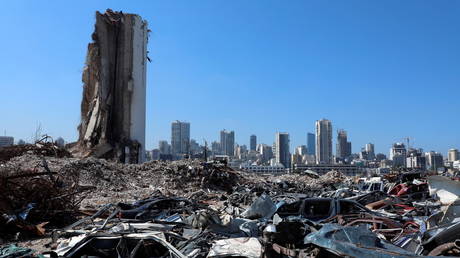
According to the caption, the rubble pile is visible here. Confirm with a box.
[0,140,70,163]
[271,170,349,193]
[1,155,460,257]
[0,157,81,239]
[0,155,244,240]
[137,159,241,192]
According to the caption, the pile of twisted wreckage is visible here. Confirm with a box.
[0,143,460,257]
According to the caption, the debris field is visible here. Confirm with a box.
[1,143,460,257]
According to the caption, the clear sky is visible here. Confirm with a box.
[1,0,459,155]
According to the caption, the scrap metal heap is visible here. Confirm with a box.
[1,152,460,257]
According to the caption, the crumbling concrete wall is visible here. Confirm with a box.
[75,9,148,163]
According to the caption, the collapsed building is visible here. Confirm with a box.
[73,9,148,163]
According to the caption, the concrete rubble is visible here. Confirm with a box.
[1,149,460,257]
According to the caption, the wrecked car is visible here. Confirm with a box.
[276,198,375,222]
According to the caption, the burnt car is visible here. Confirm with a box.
[388,183,429,201]
[276,198,374,222]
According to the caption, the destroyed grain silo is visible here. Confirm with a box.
[74,9,148,163]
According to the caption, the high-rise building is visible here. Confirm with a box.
[295,145,308,156]
[448,149,459,162]
[346,142,352,157]
[189,139,201,155]
[250,135,257,152]
[291,153,303,166]
[211,141,221,155]
[358,143,374,161]
[315,119,332,164]
[0,136,14,148]
[425,151,444,170]
[307,133,315,156]
[392,154,406,167]
[406,148,426,170]
[390,142,407,166]
[258,144,273,163]
[171,120,190,156]
[365,143,375,160]
[359,148,369,160]
[256,143,263,154]
[376,153,387,162]
[234,144,248,159]
[390,143,406,159]
[336,129,350,159]
[158,140,171,155]
[151,149,160,161]
[275,132,290,168]
[220,130,235,156]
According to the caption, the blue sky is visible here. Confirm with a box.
[1,0,459,155]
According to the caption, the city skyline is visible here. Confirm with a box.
[1,1,459,155]
[4,117,459,157]
[154,118,456,158]
[152,118,458,171]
